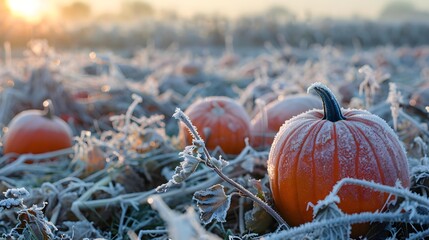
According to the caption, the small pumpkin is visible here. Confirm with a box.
[177,62,201,76]
[3,100,73,156]
[179,96,251,155]
[250,94,322,149]
[267,83,410,236]
[409,86,429,110]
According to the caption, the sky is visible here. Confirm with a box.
[72,0,429,19]
[10,0,429,21]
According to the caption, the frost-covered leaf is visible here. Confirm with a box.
[245,202,274,234]
[156,147,201,193]
[240,156,255,173]
[310,195,351,239]
[10,203,57,240]
[171,154,200,184]
[193,184,232,225]
[0,188,30,211]
[248,178,268,200]
[244,177,275,233]
[387,82,402,131]
[59,221,104,239]
[0,198,22,211]
[4,188,30,199]
[358,64,380,108]
[149,195,221,240]
[210,156,228,170]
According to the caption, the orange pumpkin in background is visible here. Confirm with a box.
[177,62,201,76]
[267,83,410,237]
[3,100,73,156]
[409,86,429,110]
[250,94,322,149]
[179,96,251,155]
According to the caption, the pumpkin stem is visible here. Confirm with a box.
[308,83,346,122]
[42,99,55,119]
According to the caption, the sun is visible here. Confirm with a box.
[6,0,43,22]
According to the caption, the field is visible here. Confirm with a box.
[1,16,429,240]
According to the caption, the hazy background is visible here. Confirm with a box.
[14,0,429,20]
[1,0,429,50]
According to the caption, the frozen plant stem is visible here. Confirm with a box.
[329,178,429,208]
[267,211,429,239]
[174,108,289,228]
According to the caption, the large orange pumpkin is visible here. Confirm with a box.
[250,94,322,149]
[267,83,409,236]
[3,100,73,156]
[179,96,251,155]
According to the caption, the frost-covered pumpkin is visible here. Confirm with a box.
[267,83,410,236]
[250,94,321,149]
[179,96,251,155]
[3,100,73,156]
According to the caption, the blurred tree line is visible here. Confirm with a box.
[60,1,154,21]
[0,0,429,50]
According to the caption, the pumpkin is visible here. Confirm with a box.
[267,83,410,236]
[409,86,429,110]
[177,62,201,76]
[250,94,322,149]
[3,100,73,156]
[179,96,251,155]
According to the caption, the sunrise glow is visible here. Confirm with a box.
[6,0,43,22]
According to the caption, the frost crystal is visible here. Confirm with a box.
[0,188,30,211]
[174,107,202,140]
[358,65,380,108]
[0,198,22,211]
[156,146,202,192]
[4,188,30,199]
[387,82,402,131]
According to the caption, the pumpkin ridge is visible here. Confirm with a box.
[310,121,328,211]
[353,121,386,212]
[270,119,315,215]
[342,122,363,212]
[333,123,340,187]
[362,124,384,183]
[356,118,403,178]
[352,120,398,183]
[270,118,314,156]
[349,122,383,179]
[348,123,386,212]
[272,121,311,209]
[384,132,408,184]
[227,114,250,152]
[294,121,325,223]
